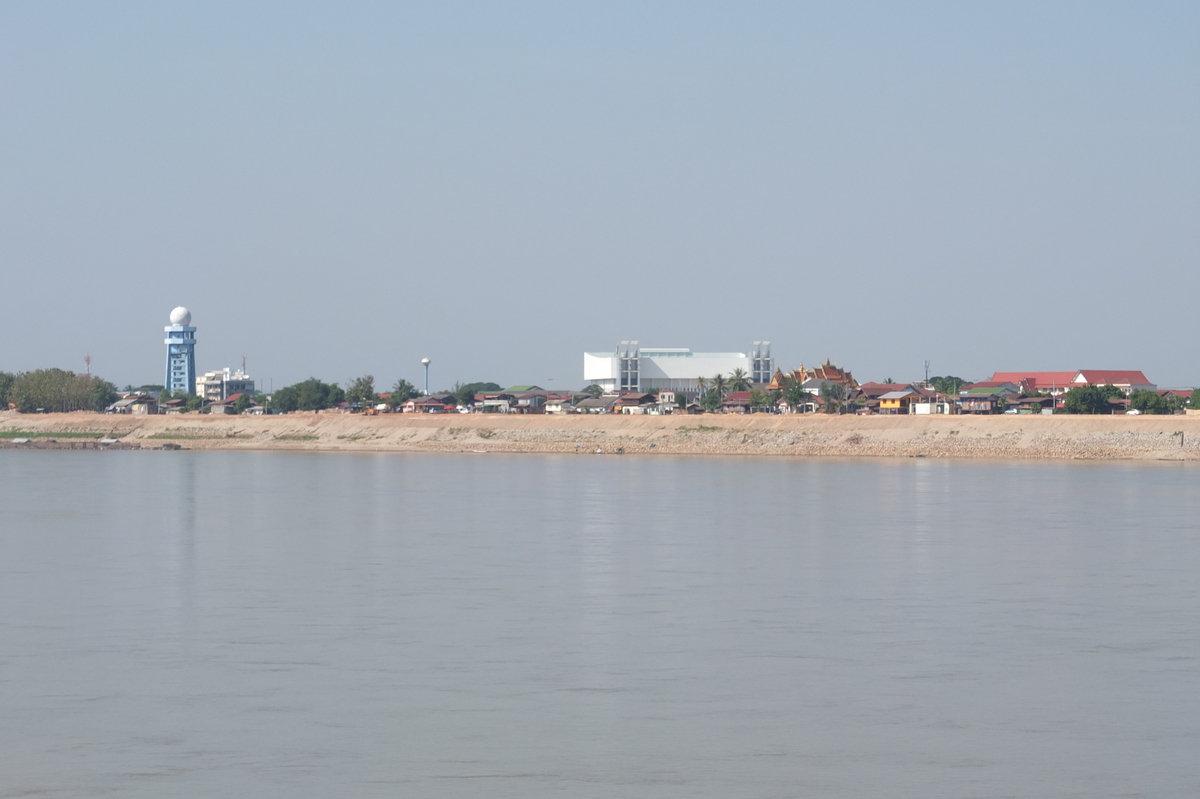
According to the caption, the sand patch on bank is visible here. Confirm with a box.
[2,411,1198,461]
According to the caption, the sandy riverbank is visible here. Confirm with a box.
[3,410,1199,461]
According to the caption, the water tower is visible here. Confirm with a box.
[164,306,197,395]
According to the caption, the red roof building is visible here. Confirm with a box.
[1073,370,1155,391]
[989,370,1155,396]
[989,372,1077,395]
[857,382,904,399]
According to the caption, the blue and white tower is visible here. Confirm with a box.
[164,306,197,395]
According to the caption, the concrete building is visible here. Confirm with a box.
[164,306,197,396]
[196,367,256,403]
[584,341,773,395]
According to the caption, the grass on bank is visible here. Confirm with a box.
[276,434,319,441]
[0,430,111,439]
[145,431,250,440]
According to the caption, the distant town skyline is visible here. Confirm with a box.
[9,302,1199,394]
[1,3,1196,388]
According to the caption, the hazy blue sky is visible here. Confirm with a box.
[2,2,1197,390]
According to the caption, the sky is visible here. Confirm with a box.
[1,1,1197,391]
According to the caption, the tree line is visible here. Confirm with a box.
[1062,384,1196,415]
[0,369,118,413]
[5,367,1199,416]
[271,376,504,412]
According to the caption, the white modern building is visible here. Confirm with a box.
[584,341,773,395]
[196,367,256,403]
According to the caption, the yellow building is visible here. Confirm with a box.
[879,389,921,414]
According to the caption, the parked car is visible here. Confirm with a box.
[1126,409,1142,415]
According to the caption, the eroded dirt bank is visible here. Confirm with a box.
[3,411,1199,460]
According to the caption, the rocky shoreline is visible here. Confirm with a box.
[2,411,1199,461]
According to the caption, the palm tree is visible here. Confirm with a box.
[711,373,727,398]
[695,376,708,397]
[729,368,750,392]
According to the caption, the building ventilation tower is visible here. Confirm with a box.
[164,306,197,395]
[751,341,773,384]
[617,341,640,391]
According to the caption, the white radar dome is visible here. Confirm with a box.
[169,306,192,326]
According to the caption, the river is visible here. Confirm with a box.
[1,451,1197,797]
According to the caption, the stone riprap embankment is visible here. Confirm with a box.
[2,411,1199,461]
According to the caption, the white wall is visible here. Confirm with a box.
[584,349,754,392]
[583,353,617,384]
[639,354,749,381]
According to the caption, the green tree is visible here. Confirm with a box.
[345,375,377,407]
[1063,384,1123,414]
[711,374,727,398]
[930,376,966,395]
[185,394,205,411]
[453,384,475,408]
[1062,386,1092,414]
[390,378,419,408]
[700,389,721,412]
[728,368,750,392]
[581,383,604,397]
[233,394,251,414]
[0,371,13,407]
[8,369,117,413]
[1163,393,1187,414]
[1129,389,1169,415]
[695,376,708,396]
[452,381,501,407]
[1190,388,1200,410]
[748,388,768,411]
[93,379,118,410]
[783,380,811,413]
[274,378,345,412]
[819,381,834,413]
